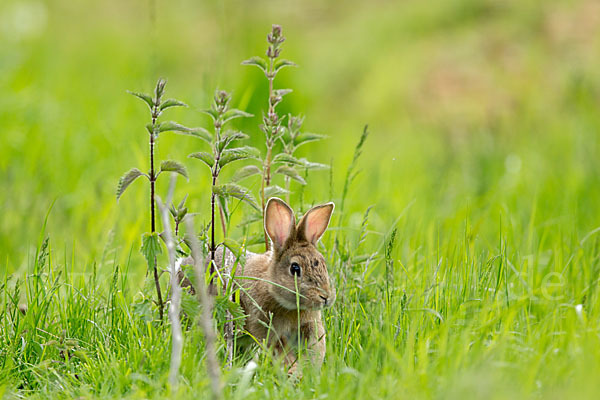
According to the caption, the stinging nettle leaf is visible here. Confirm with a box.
[218,130,250,152]
[157,121,193,134]
[155,78,166,101]
[241,56,268,73]
[185,127,212,143]
[272,153,304,166]
[300,158,330,170]
[201,108,219,122]
[238,212,263,228]
[222,109,253,125]
[127,91,154,110]
[116,168,148,200]
[293,132,328,148]
[231,165,262,182]
[245,233,266,246]
[160,99,187,111]
[161,124,212,143]
[274,59,297,73]
[223,238,243,255]
[275,165,307,185]
[160,160,188,180]
[264,185,289,199]
[213,183,260,211]
[273,89,293,98]
[140,232,162,268]
[189,152,215,169]
[219,146,260,168]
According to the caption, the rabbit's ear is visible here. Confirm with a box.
[265,198,296,251]
[297,202,335,244]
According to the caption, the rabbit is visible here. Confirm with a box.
[181,197,336,375]
[233,197,336,374]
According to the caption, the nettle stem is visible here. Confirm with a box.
[150,105,164,321]
[262,56,277,251]
[209,121,222,282]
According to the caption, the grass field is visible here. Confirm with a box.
[2,0,600,398]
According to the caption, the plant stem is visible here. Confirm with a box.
[210,173,217,278]
[262,57,276,251]
[150,131,156,233]
[209,124,222,281]
[150,109,164,321]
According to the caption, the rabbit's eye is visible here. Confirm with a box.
[290,262,301,277]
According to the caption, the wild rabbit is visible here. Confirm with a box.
[182,197,336,375]
[234,197,336,374]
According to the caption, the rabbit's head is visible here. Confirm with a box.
[264,198,336,311]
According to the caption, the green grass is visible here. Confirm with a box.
[2,0,600,398]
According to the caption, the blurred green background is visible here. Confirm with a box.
[1,0,599,276]
[2,1,600,398]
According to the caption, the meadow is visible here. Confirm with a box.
[1,0,600,398]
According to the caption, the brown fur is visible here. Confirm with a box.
[236,199,335,373]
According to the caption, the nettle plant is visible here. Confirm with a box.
[242,25,328,250]
[188,89,259,279]
[117,78,205,320]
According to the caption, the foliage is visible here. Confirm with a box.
[2,1,600,399]
[118,78,194,320]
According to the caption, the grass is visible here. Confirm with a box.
[2,0,600,398]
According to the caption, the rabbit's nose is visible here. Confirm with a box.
[319,292,335,307]
[319,295,329,306]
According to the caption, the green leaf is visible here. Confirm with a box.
[218,130,250,152]
[238,212,263,227]
[219,146,260,168]
[132,296,154,322]
[127,91,154,110]
[272,153,304,166]
[293,132,327,148]
[231,165,262,182]
[274,166,307,185]
[157,121,193,134]
[180,290,200,319]
[274,59,297,73]
[189,152,215,169]
[274,89,293,98]
[213,183,260,211]
[185,127,212,143]
[178,195,188,209]
[201,108,219,122]
[242,56,268,73]
[223,238,243,255]
[160,98,187,111]
[155,78,167,100]
[245,233,266,246]
[222,109,253,125]
[155,122,211,143]
[159,160,188,180]
[116,168,147,200]
[351,255,371,264]
[264,185,289,199]
[140,232,162,268]
[300,158,330,170]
